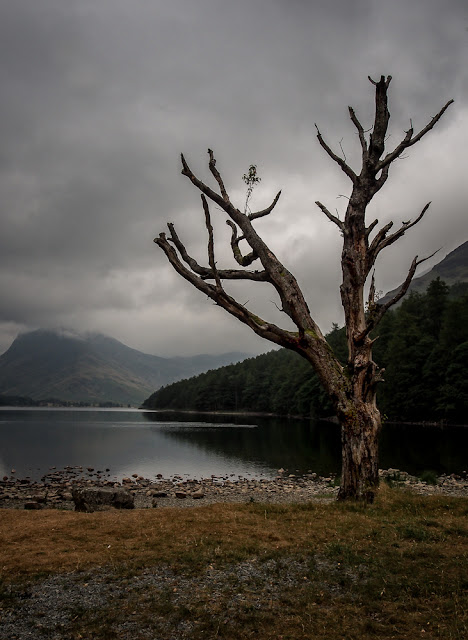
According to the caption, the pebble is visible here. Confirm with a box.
[0,467,467,511]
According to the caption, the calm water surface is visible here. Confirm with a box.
[0,408,466,481]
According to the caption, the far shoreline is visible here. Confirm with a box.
[1,403,467,427]
[142,407,468,428]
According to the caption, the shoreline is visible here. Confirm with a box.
[1,466,467,511]
[2,404,468,428]
[143,408,468,427]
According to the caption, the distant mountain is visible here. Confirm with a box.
[0,329,248,406]
[380,240,468,304]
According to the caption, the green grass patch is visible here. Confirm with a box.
[419,469,439,485]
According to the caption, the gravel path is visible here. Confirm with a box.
[1,557,324,640]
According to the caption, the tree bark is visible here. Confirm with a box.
[338,402,381,502]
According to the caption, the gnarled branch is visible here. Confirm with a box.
[368,75,392,164]
[367,271,376,310]
[248,191,282,221]
[208,148,229,202]
[368,75,392,88]
[367,221,394,265]
[315,201,344,230]
[348,106,368,156]
[367,202,431,269]
[201,194,222,291]
[365,219,379,238]
[371,164,390,196]
[181,153,239,219]
[226,220,258,266]
[154,231,300,349]
[162,223,268,282]
[358,249,440,340]
[315,124,357,184]
[180,150,327,338]
[377,99,454,171]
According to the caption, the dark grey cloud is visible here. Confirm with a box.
[0,0,467,356]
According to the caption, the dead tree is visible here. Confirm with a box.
[155,76,453,501]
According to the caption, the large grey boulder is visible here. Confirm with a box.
[72,486,134,512]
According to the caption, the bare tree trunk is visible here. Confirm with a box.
[338,402,381,501]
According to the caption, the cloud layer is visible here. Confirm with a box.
[1,0,467,356]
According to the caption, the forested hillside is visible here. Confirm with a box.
[143,279,468,424]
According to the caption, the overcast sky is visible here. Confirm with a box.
[0,0,467,357]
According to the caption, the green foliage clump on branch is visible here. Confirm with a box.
[242,164,261,215]
[143,279,468,424]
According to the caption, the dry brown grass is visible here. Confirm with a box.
[1,486,467,639]
[0,485,467,578]
[0,500,344,577]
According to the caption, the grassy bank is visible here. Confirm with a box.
[1,486,467,639]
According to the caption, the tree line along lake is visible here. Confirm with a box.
[0,407,466,483]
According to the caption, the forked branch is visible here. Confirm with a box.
[359,249,440,340]
[163,223,267,282]
[181,153,238,219]
[368,202,431,269]
[179,150,330,341]
[377,99,454,171]
[154,231,300,349]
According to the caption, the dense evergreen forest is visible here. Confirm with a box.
[143,279,468,424]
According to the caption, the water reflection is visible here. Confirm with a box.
[142,412,468,477]
[143,413,341,476]
[0,408,466,481]
[379,422,468,475]
[0,408,291,480]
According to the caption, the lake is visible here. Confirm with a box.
[0,408,466,482]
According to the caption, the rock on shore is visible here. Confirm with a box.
[0,467,467,510]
